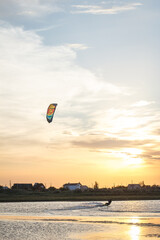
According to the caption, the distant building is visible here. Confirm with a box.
[33,183,45,190]
[12,183,33,190]
[127,184,141,190]
[2,186,9,190]
[63,183,82,191]
[63,183,89,191]
[81,185,89,191]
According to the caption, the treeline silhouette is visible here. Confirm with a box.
[0,183,160,195]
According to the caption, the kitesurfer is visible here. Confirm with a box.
[104,199,112,206]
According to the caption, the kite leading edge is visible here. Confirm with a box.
[46,103,57,123]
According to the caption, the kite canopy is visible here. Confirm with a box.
[46,103,57,123]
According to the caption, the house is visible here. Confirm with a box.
[3,186,9,190]
[127,184,141,190]
[63,182,82,191]
[12,183,33,190]
[33,183,45,190]
[81,185,89,191]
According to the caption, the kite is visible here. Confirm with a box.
[46,103,57,123]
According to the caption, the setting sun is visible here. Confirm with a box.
[123,148,143,155]
[125,157,144,167]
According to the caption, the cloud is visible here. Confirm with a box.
[0,23,125,151]
[72,3,142,15]
[139,149,160,165]
[152,129,160,135]
[72,136,151,149]
[0,0,62,18]
[0,22,159,171]
[0,1,143,18]
[71,134,160,167]
[132,100,155,107]
[66,43,89,50]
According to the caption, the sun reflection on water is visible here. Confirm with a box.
[129,218,140,240]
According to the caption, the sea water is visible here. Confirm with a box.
[0,200,160,239]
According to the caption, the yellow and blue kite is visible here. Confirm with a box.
[46,103,57,123]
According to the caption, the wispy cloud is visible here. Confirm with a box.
[132,100,155,107]
[72,3,142,15]
[0,0,62,18]
[34,24,63,32]
[72,134,160,166]
[66,43,88,50]
[72,137,150,149]
[0,23,124,152]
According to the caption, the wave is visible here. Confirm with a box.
[99,210,160,213]
[51,205,160,213]
[41,218,160,227]
[53,203,107,211]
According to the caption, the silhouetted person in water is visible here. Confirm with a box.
[104,199,112,206]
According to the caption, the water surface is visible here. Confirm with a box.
[0,200,160,239]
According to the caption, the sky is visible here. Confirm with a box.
[0,0,160,188]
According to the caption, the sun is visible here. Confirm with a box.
[122,148,144,167]
[101,148,144,169]
[123,148,142,155]
[126,157,144,167]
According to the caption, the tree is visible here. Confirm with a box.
[94,181,99,190]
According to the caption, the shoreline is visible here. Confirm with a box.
[0,192,160,202]
[0,215,160,222]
